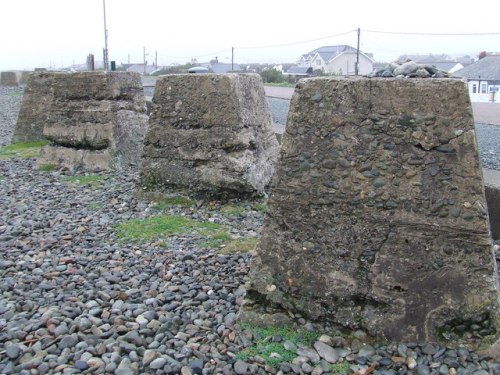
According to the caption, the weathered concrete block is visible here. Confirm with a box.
[13,72,55,142]
[31,71,148,171]
[247,77,499,347]
[0,71,18,86]
[140,73,279,197]
[19,71,31,85]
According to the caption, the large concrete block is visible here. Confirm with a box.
[13,72,55,143]
[246,77,499,347]
[29,71,148,171]
[140,73,279,197]
[0,71,18,86]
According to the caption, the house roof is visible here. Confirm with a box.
[302,45,358,63]
[428,62,461,73]
[302,45,374,64]
[286,66,313,75]
[200,62,241,73]
[454,55,500,80]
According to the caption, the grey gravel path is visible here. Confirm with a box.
[0,83,499,375]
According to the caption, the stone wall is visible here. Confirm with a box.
[0,71,18,86]
[246,77,499,347]
[140,73,279,197]
[34,71,148,171]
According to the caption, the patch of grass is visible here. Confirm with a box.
[221,204,247,217]
[115,214,223,243]
[38,163,57,172]
[329,362,351,374]
[64,175,103,186]
[218,237,259,254]
[198,230,232,249]
[151,195,197,211]
[252,203,267,213]
[236,325,320,369]
[6,91,24,97]
[0,141,50,159]
[0,176,4,182]
[221,202,267,217]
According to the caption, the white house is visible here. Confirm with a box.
[298,45,374,75]
[454,55,500,103]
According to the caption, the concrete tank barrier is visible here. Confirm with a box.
[32,71,148,171]
[13,72,55,143]
[245,77,499,347]
[0,71,18,87]
[140,73,279,197]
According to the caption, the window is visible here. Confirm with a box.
[472,84,477,94]
[316,60,322,66]
[481,83,487,94]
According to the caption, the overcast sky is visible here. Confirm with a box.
[1,0,499,71]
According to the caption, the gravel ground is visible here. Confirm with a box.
[0,86,499,375]
[0,86,24,147]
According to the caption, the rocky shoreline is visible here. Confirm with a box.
[1,84,499,374]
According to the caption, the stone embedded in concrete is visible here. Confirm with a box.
[140,73,279,197]
[33,71,148,171]
[246,77,499,347]
[0,71,18,86]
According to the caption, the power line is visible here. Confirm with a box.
[237,30,356,49]
[364,29,500,36]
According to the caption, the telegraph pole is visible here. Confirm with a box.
[102,0,109,71]
[355,27,360,76]
[231,47,234,71]
[143,46,148,74]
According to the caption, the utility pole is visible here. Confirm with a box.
[155,51,158,68]
[102,0,109,71]
[143,46,148,74]
[231,47,234,72]
[355,27,360,76]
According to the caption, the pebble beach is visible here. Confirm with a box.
[0,85,499,375]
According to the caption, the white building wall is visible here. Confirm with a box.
[324,53,373,75]
[467,80,500,103]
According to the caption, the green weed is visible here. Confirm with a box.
[329,362,351,374]
[38,163,57,172]
[115,214,223,243]
[198,230,232,248]
[151,195,197,210]
[236,325,320,369]
[221,204,247,217]
[64,175,103,186]
[0,141,50,159]
[252,203,267,213]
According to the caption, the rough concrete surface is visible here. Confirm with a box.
[140,73,279,197]
[248,77,499,347]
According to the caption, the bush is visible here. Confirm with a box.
[260,69,285,83]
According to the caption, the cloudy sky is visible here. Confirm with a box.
[1,0,499,71]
